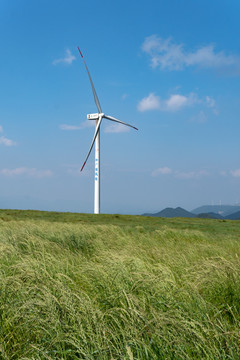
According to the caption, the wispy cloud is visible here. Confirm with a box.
[205,96,218,114]
[104,123,130,133]
[230,169,240,177]
[0,125,16,146]
[153,167,240,179]
[152,167,209,179]
[205,96,215,108]
[0,136,16,146]
[61,121,131,133]
[0,167,53,178]
[53,49,76,66]
[142,35,240,73]
[60,124,82,130]
[152,167,173,176]
[66,166,91,177]
[138,92,199,112]
[190,111,208,124]
[60,121,95,131]
[175,170,209,179]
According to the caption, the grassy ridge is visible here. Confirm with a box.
[0,210,240,359]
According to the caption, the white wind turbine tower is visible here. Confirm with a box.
[77,47,138,214]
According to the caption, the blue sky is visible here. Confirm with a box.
[0,0,240,214]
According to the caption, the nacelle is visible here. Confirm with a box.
[87,113,99,120]
[87,113,104,120]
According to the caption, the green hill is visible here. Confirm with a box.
[0,209,240,359]
[225,210,240,220]
[197,212,224,219]
[143,206,195,218]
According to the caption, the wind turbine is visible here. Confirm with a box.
[77,47,138,214]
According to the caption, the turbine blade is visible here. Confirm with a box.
[77,47,102,114]
[81,117,103,171]
[104,115,138,130]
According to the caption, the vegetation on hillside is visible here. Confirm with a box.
[0,210,239,359]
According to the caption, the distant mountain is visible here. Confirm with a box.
[143,207,195,218]
[192,205,240,217]
[197,212,224,219]
[143,206,240,220]
[225,211,240,220]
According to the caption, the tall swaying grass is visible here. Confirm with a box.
[0,211,240,359]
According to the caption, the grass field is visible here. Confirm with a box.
[0,209,240,359]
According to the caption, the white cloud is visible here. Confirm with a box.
[152,167,172,176]
[0,126,16,146]
[104,123,130,133]
[190,111,208,124]
[66,166,90,177]
[205,96,215,108]
[60,124,82,130]
[138,92,199,112]
[53,49,76,66]
[61,120,132,134]
[205,96,218,115]
[60,121,95,131]
[175,170,209,179]
[138,92,218,115]
[166,94,188,111]
[0,136,16,146]
[230,169,240,177]
[0,167,53,178]
[142,35,240,72]
[137,93,161,112]
[152,167,209,179]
